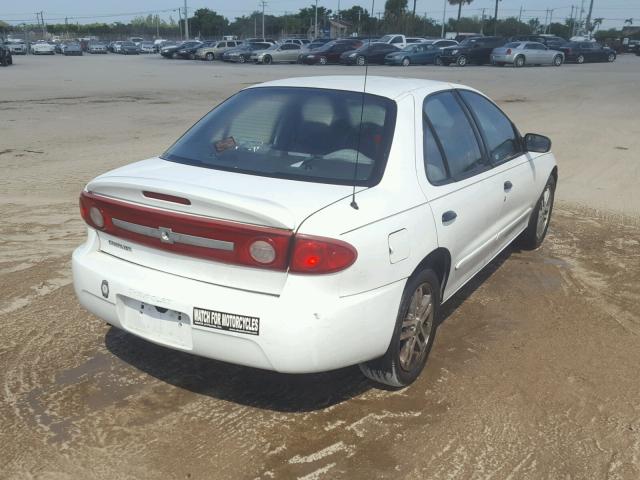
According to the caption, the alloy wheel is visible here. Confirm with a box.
[577,55,584,64]
[319,56,327,65]
[398,283,434,371]
[402,57,410,66]
[357,56,366,66]
[536,184,553,240]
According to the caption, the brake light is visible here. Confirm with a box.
[506,48,512,55]
[290,235,357,274]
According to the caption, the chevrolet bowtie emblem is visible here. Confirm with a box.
[158,227,174,244]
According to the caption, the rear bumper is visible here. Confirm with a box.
[72,234,402,373]
[491,54,514,63]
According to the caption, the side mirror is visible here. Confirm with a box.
[524,133,551,153]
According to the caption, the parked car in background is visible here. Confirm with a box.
[6,41,27,55]
[252,43,301,64]
[31,42,56,55]
[72,76,558,388]
[559,42,616,63]
[376,34,424,49]
[130,37,144,47]
[196,40,242,60]
[454,33,483,42]
[491,41,564,67]
[300,39,363,65]
[175,41,209,59]
[384,39,458,66]
[439,36,506,66]
[222,42,272,63]
[0,41,13,66]
[340,42,399,65]
[244,37,277,44]
[139,42,156,53]
[161,41,199,59]
[111,41,125,53]
[64,43,83,56]
[88,42,108,54]
[296,39,331,62]
[119,41,139,55]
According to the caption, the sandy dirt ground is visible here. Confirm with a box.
[1,54,639,479]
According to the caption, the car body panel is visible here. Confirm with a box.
[252,43,301,63]
[491,42,564,65]
[440,36,506,65]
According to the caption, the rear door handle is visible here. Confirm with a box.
[504,181,513,191]
[442,210,457,224]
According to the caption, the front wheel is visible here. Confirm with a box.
[319,56,327,65]
[456,55,467,66]
[607,53,615,62]
[401,57,410,67]
[205,52,214,61]
[263,55,272,65]
[360,269,440,388]
[553,55,563,66]
[434,56,442,66]
[238,56,246,63]
[576,54,585,64]
[356,55,366,66]
[514,55,525,68]
[518,175,556,250]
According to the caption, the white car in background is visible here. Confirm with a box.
[31,42,56,55]
[73,76,557,387]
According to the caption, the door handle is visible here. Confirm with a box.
[504,181,513,191]
[442,210,457,224]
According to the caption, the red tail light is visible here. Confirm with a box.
[80,191,357,274]
[290,235,357,274]
[506,48,512,55]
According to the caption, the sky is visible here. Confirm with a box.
[1,0,638,30]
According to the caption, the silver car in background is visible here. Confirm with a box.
[251,43,301,64]
[491,41,564,67]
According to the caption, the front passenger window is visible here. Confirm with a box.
[459,90,521,164]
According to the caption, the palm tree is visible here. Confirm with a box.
[448,0,474,34]
[590,17,603,33]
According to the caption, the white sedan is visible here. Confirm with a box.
[31,42,56,55]
[73,76,557,387]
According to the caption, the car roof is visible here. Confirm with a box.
[248,76,463,100]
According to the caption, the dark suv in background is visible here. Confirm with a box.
[439,36,506,66]
[509,34,566,50]
[560,42,616,63]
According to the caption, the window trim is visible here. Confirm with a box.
[456,89,524,167]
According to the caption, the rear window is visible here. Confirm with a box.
[163,87,397,186]
[504,42,521,48]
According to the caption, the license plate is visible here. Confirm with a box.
[193,307,259,336]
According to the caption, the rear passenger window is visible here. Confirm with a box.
[423,123,448,184]
[459,90,521,164]
[423,92,486,179]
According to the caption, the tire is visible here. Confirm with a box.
[401,57,410,67]
[576,54,585,64]
[553,55,563,66]
[0,55,7,67]
[356,55,366,66]
[514,55,525,68]
[607,53,615,62]
[189,53,195,60]
[7,55,12,65]
[172,52,178,59]
[441,60,451,66]
[319,56,327,65]
[238,56,246,64]
[456,55,468,66]
[518,175,556,250]
[206,52,214,61]
[434,56,442,66]
[359,269,440,388]
[263,55,272,65]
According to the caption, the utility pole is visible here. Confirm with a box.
[517,5,523,33]
[543,9,549,33]
[177,8,182,39]
[480,9,486,34]
[39,11,46,38]
[412,0,417,16]
[156,15,160,38]
[314,0,318,39]
[493,0,500,36]
[183,0,189,39]
[548,9,554,33]
[577,0,585,35]
[585,0,594,36]
[260,0,267,39]
[441,0,446,38]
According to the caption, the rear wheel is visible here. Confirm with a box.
[434,55,442,66]
[518,175,556,250]
[401,57,410,66]
[319,56,327,65]
[263,55,272,65]
[576,54,585,64]
[206,52,214,61]
[514,55,525,68]
[359,269,440,388]
[356,55,366,66]
[456,55,468,66]
[238,56,246,63]
[607,53,615,62]
[553,54,563,66]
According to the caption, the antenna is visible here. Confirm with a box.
[350,0,375,210]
